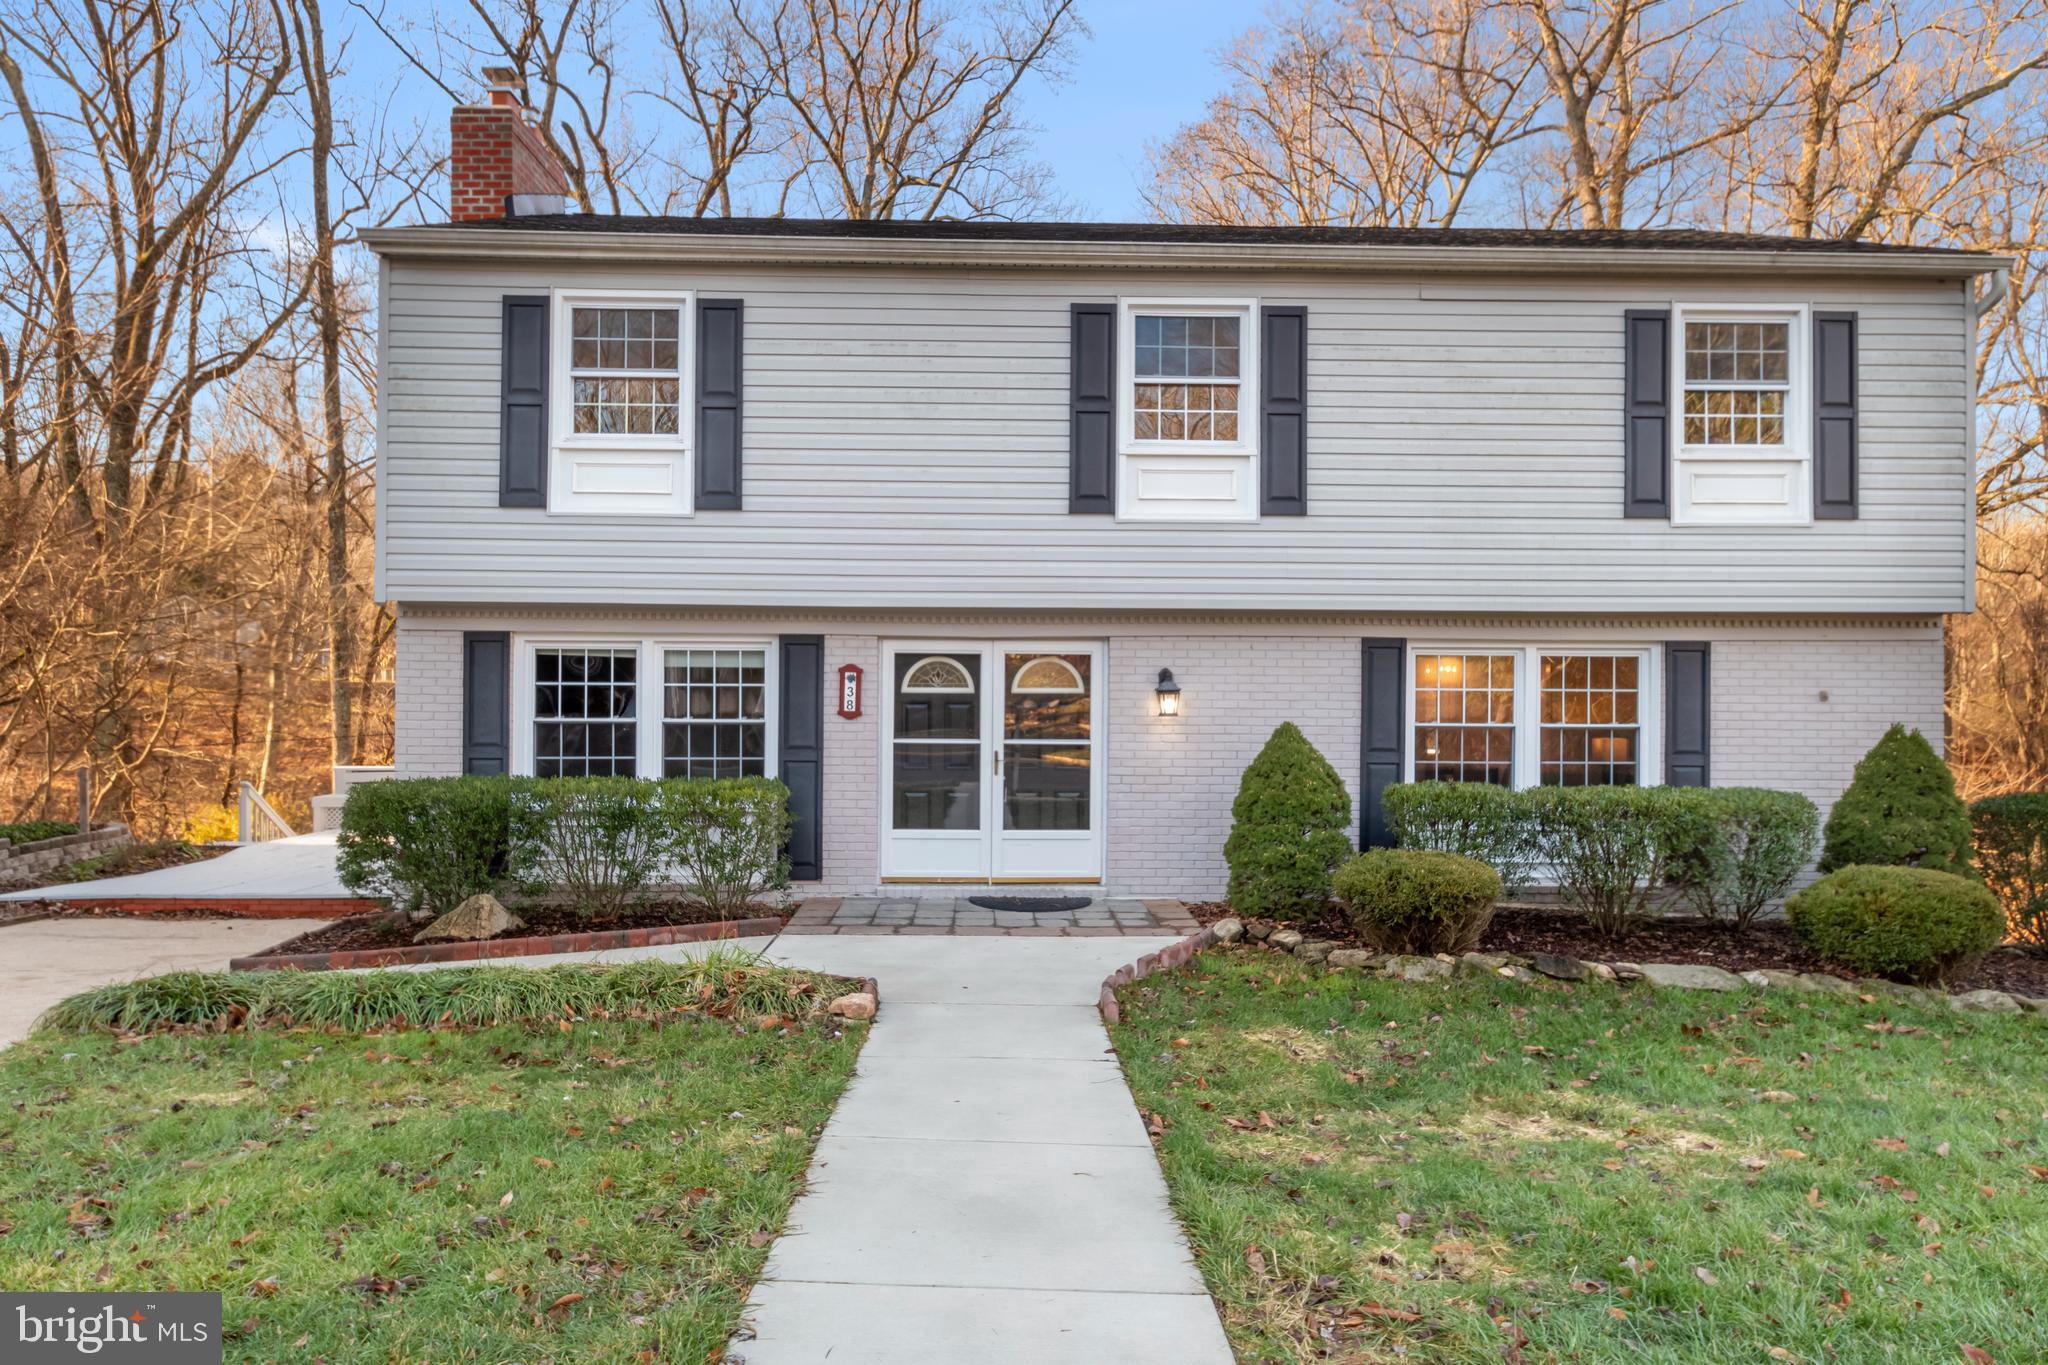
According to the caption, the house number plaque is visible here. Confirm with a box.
[837,664,863,719]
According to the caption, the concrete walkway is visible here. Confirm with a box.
[0,917,331,1045]
[739,934,1234,1365]
[0,833,351,903]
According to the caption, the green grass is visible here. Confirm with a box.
[0,967,865,1362]
[1112,947,2048,1365]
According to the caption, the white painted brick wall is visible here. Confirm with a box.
[387,610,1945,898]
[393,621,463,777]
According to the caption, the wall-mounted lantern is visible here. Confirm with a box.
[1155,668,1182,717]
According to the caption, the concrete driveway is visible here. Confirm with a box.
[0,917,328,1045]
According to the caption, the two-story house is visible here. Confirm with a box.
[363,83,2007,898]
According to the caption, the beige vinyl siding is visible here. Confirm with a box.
[376,261,1974,613]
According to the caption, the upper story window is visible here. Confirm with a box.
[551,291,693,516]
[1671,304,1808,526]
[1118,299,1259,523]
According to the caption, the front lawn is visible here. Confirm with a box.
[1113,947,2048,1365]
[0,964,863,1362]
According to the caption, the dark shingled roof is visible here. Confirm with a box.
[456,214,1992,257]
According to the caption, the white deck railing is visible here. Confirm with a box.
[237,781,296,844]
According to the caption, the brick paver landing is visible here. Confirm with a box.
[781,896,1198,937]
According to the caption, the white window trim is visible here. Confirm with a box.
[1115,297,1260,524]
[510,634,777,780]
[548,288,695,517]
[1403,644,1663,790]
[1669,301,1811,527]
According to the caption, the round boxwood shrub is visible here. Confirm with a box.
[1819,724,1973,876]
[1332,848,1503,955]
[1970,793,2048,951]
[1223,722,1354,917]
[1785,865,2004,984]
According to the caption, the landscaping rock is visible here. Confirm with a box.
[1456,951,1517,978]
[1528,951,1591,982]
[1739,969,1807,991]
[1796,972,1860,997]
[2016,995,2048,1017]
[1245,920,1274,942]
[1636,962,1745,992]
[1950,989,2020,1014]
[413,893,522,943]
[1380,955,1451,982]
[1609,962,1646,981]
[1294,939,1335,966]
[1326,949,1383,971]
[1268,929,1305,953]
[827,991,878,1021]
[1859,979,1941,1009]
[1212,917,1245,944]
[1586,962,1617,982]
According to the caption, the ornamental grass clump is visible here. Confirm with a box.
[1332,848,1503,955]
[1819,724,1973,876]
[1379,781,1541,898]
[1972,793,2048,951]
[1222,723,1353,917]
[1786,865,2004,984]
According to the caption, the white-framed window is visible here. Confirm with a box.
[550,290,693,516]
[1409,645,1660,790]
[1116,298,1259,522]
[512,636,776,779]
[1670,302,1809,526]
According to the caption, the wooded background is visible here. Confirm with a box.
[0,0,2041,839]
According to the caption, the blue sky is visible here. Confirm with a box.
[1015,0,1250,219]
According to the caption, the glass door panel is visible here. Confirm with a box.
[892,653,982,831]
[1002,653,1091,832]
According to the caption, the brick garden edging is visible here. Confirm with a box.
[229,914,787,973]
[1097,926,1218,1026]
[43,897,381,920]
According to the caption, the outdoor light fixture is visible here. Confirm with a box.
[1155,668,1182,717]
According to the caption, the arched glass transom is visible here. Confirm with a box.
[902,656,976,693]
[1010,656,1085,694]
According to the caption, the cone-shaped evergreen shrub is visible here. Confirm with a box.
[1819,724,1973,876]
[1223,722,1354,916]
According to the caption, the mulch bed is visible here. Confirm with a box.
[1184,899,2048,998]
[261,901,786,957]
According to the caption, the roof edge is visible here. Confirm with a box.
[358,224,2010,277]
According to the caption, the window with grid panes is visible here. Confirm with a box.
[1131,314,1242,443]
[569,306,682,436]
[1681,320,1789,448]
[661,648,768,779]
[533,647,638,776]
[1412,654,1516,786]
[1539,654,1641,786]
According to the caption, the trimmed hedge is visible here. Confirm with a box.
[1332,848,1502,955]
[1222,723,1354,916]
[1667,787,1821,928]
[337,776,520,916]
[1786,865,2004,983]
[1820,725,1973,876]
[1379,782,1541,897]
[338,775,791,918]
[1971,793,2048,950]
[1527,785,1708,938]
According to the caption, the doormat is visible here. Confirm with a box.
[966,895,1092,914]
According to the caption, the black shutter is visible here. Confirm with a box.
[463,631,511,775]
[1070,303,1115,513]
[1361,638,1406,848]
[500,296,549,508]
[1261,305,1308,516]
[1623,309,1670,518]
[1813,311,1858,520]
[697,298,744,510]
[779,635,824,881]
[1665,642,1711,787]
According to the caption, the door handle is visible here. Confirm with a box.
[991,749,1001,776]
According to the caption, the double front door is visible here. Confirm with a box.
[881,641,1104,882]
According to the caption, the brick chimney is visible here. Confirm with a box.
[448,67,572,222]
